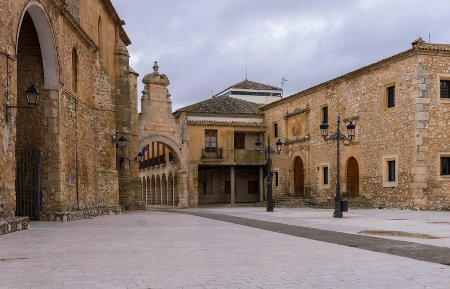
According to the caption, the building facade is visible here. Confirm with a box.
[262,39,450,210]
[138,66,272,207]
[0,0,140,234]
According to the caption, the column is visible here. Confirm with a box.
[230,166,235,204]
[259,166,264,202]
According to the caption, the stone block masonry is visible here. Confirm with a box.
[262,40,450,210]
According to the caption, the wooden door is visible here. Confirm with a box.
[294,157,305,197]
[347,157,359,197]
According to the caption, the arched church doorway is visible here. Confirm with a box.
[294,157,305,197]
[347,157,360,197]
[15,6,59,221]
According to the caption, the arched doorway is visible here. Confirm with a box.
[347,157,359,197]
[15,5,59,220]
[294,157,305,197]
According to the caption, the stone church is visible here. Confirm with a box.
[0,0,141,234]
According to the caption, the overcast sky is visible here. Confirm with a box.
[111,0,450,111]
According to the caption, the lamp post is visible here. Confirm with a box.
[319,116,356,218]
[255,136,283,212]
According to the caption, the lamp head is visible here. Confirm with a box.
[25,84,40,106]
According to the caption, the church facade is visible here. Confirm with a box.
[0,0,140,234]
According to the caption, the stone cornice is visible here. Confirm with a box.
[100,0,132,45]
[284,135,310,145]
[284,108,310,119]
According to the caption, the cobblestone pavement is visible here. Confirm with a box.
[0,208,449,289]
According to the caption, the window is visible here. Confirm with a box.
[440,80,450,99]
[98,16,103,59]
[323,167,329,185]
[387,86,395,108]
[71,47,78,92]
[322,106,328,124]
[234,133,245,149]
[387,160,396,181]
[275,171,279,186]
[383,156,398,187]
[205,130,217,152]
[274,123,278,138]
[441,157,450,175]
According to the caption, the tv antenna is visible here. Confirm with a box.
[281,77,288,96]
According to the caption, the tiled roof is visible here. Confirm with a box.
[187,120,266,127]
[175,95,263,115]
[262,40,450,110]
[229,79,282,91]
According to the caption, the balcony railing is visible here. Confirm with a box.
[234,149,264,165]
[202,148,223,160]
[139,155,167,170]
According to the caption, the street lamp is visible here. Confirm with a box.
[319,116,356,218]
[116,135,128,149]
[255,136,283,212]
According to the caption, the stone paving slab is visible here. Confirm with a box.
[168,209,450,265]
[0,210,449,289]
[186,207,450,248]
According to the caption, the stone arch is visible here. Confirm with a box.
[15,3,61,220]
[16,2,59,90]
[139,134,186,165]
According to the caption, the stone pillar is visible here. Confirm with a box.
[172,177,176,206]
[221,167,226,203]
[259,166,264,202]
[231,166,235,204]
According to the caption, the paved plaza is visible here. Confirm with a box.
[1,207,449,289]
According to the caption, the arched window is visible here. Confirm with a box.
[98,16,103,59]
[71,47,78,92]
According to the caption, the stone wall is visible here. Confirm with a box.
[0,0,136,231]
[263,46,449,210]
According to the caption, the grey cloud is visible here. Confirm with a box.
[112,0,450,110]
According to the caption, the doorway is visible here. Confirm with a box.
[294,157,305,197]
[347,157,360,197]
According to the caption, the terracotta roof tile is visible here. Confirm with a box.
[187,120,266,127]
[176,95,263,115]
[229,79,282,91]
